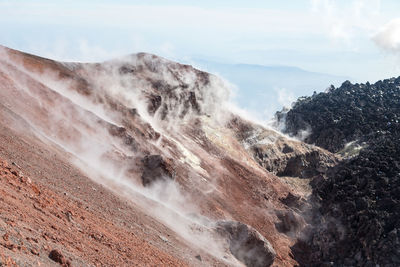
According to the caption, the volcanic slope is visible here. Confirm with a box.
[0,45,336,266]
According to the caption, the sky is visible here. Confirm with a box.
[1,0,400,83]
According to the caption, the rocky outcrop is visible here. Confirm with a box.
[141,155,175,186]
[229,117,338,179]
[251,140,337,178]
[109,53,219,122]
[49,249,71,267]
[215,220,276,267]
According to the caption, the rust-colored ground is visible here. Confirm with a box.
[0,136,188,266]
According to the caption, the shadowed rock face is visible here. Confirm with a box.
[275,210,305,237]
[254,145,336,178]
[48,250,71,267]
[303,133,400,266]
[141,155,175,186]
[228,117,338,179]
[215,220,276,267]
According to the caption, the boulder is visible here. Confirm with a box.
[49,249,71,267]
[141,155,175,186]
[275,209,305,236]
[215,220,276,267]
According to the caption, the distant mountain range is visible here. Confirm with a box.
[191,59,349,119]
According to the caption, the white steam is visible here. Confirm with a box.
[372,18,400,54]
[0,48,248,265]
[276,87,295,109]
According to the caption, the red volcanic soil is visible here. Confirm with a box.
[0,111,189,266]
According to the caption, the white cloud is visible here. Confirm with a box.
[310,0,382,46]
[372,18,400,53]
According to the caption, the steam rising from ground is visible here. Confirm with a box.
[0,49,252,265]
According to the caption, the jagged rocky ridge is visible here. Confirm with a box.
[277,78,400,266]
[276,78,400,152]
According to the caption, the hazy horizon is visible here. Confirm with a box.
[2,0,400,120]
[2,1,400,81]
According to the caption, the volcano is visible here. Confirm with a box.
[0,45,342,266]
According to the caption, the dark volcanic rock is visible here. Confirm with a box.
[215,220,276,267]
[304,133,400,266]
[141,155,175,186]
[284,77,400,266]
[49,249,71,267]
[276,77,400,153]
[147,94,162,115]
